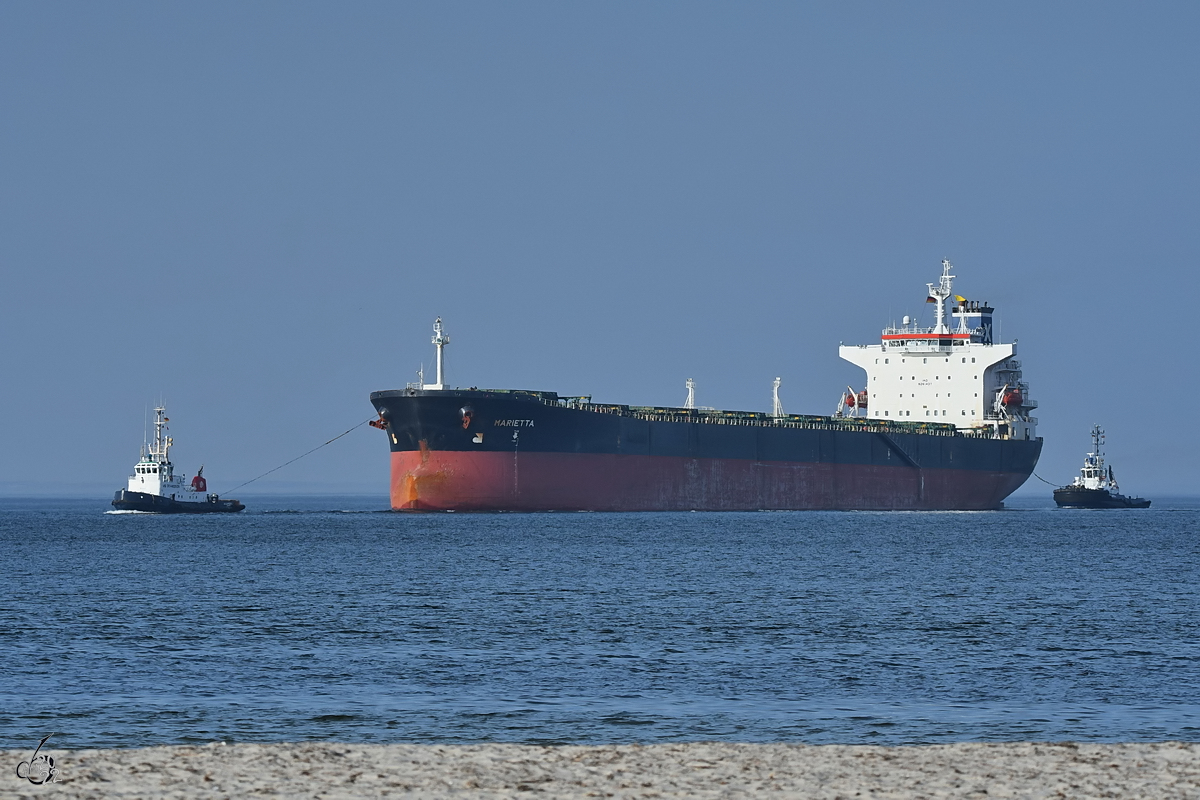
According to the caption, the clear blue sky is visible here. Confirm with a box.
[2,2,1196,496]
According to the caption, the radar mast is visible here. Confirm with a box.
[927,259,955,334]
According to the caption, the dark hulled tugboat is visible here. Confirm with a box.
[1054,425,1150,509]
[111,406,245,513]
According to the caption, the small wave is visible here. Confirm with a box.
[104,509,154,515]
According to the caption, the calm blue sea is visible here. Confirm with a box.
[3,496,1199,750]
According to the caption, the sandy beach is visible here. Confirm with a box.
[5,741,1199,799]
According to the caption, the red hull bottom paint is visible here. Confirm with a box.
[390,449,1027,511]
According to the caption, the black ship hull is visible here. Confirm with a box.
[112,489,245,514]
[1053,487,1151,509]
[370,389,1043,511]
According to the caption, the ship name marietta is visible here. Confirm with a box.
[493,419,536,427]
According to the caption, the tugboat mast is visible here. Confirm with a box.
[148,406,172,468]
[1084,424,1108,490]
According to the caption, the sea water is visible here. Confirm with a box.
[2,496,1199,749]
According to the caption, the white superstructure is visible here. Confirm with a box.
[127,406,208,500]
[839,260,1037,441]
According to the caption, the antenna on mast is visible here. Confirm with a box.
[772,377,784,418]
[684,378,696,410]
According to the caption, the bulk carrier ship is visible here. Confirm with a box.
[370,261,1041,511]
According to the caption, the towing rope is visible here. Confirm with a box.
[221,418,375,495]
[1031,471,1059,486]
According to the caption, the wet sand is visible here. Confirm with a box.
[7,741,1199,799]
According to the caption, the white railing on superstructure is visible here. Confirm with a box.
[882,324,984,337]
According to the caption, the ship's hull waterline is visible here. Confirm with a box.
[371,390,1041,512]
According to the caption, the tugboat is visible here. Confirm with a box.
[111,406,245,513]
[1053,425,1150,509]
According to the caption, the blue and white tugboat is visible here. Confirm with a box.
[111,406,245,513]
[1054,425,1150,509]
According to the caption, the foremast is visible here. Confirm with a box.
[423,318,450,391]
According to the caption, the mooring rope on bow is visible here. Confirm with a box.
[221,418,375,495]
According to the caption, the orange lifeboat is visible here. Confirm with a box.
[1001,387,1023,407]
